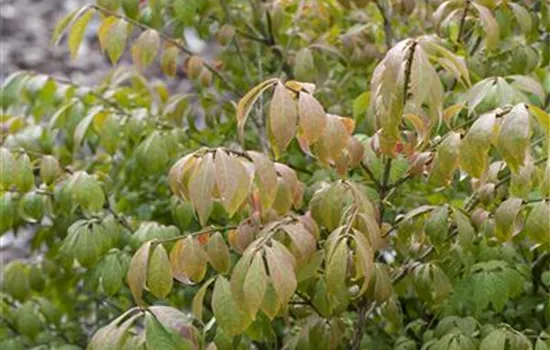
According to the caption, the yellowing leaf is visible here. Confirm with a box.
[192,278,215,323]
[325,238,348,296]
[189,153,215,226]
[298,92,327,145]
[313,114,350,164]
[126,242,151,306]
[260,282,281,320]
[428,131,461,186]
[370,40,409,155]
[212,277,252,336]
[147,245,173,299]
[269,82,298,157]
[524,202,550,244]
[529,104,550,136]
[236,78,279,142]
[472,2,500,51]
[170,236,208,283]
[497,104,530,173]
[51,8,81,47]
[459,112,496,178]
[97,16,128,64]
[68,8,96,59]
[243,252,268,318]
[214,150,249,217]
[352,230,374,295]
[265,244,296,305]
[248,151,278,210]
[282,223,316,260]
[131,29,161,70]
[161,46,179,77]
[495,197,523,241]
[206,232,230,274]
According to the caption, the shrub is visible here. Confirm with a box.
[0,0,549,349]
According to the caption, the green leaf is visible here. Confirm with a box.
[497,104,530,173]
[97,17,129,64]
[425,205,449,246]
[2,261,30,301]
[429,131,460,186]
[212,277,252,336]
[524,202,550,244]
[68,8,96,59]
[472,2,500,51]
[97,0,121,11]
[68,171,105,213]
[459,112,496,178]
[294,48,316,83]
[452,208,475,247]
[122,0,140,19]
[509,3,532,35]
[131,29,161,70]
[145,312,192,350]
[268,82,298,158]
[161,46,179,77]
[15,154,34,193]
[126,242,152,306]
[147,245,173,299]
[325,238,348,297]
[243,252,268,318]
[0,148,15,189]
[51,8,80,46]
[495,197,523,241]
[39,155,61,185]
[480,329,507,350]
[236,78,279,142]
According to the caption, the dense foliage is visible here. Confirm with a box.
[1,0,549,349]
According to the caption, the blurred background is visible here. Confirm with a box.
[1,0,112,86]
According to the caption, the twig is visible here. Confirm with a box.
[457,0,470,45]
[153,224,238,245]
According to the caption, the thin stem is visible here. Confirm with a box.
[90,4,242,97]
[154,225,238,245]
[457,0,470,45]
[361,161,381,189]
[378,158,393,225]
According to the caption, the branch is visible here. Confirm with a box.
[350,300,376,350]
[90,4,242,97]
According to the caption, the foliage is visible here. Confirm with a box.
[1,0,549,349]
